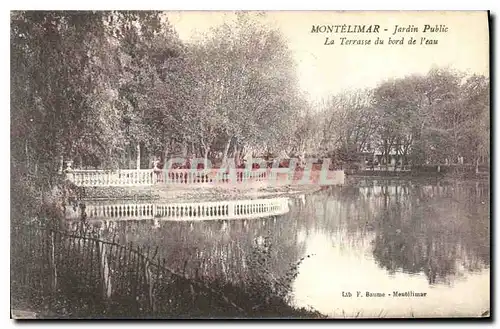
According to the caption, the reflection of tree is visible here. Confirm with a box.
[83,213,307,286]
[372,182,489,284]
[296,179,489,285]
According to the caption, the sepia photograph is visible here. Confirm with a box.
[10,10,490,319]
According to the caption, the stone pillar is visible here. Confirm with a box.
[136,143,141,170]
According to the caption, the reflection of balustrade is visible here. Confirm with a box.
[80,198,290,221]
[83,202,155,220]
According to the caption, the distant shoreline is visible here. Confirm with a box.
[348,170,489,180]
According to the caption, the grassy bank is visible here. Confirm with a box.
[80,184,321,202]
[11,222,325,319]
[11,281,325,319]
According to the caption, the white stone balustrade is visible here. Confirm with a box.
[70,169,154,187]
[68,168,344,187]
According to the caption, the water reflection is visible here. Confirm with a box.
[77,178,489,317]
[292,179,489,317]
[371,183,489,285]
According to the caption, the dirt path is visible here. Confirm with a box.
[82,183,322,202]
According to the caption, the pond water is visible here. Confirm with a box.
[80,178,490,317]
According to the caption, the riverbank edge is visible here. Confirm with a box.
[349,171,489,180]
[10,291,326,319]
[78,184,323,203]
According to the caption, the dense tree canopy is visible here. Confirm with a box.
[11,11,306,174]
[11,11,490,182]
[318,68,489,169]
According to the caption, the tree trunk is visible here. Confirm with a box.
[182,139,188,158]
[191,141,196,157]
[204,146,210,170]
[233,142,239,167]
[163,141,170,164]
[393,149,398,172]
[475,157,479,174]
[25,139,29,169]
[222,137,233,168]
[136,143,141,170]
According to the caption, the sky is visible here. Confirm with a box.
[165,11,489,102]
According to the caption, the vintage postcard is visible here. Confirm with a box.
[10,10,490,319]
